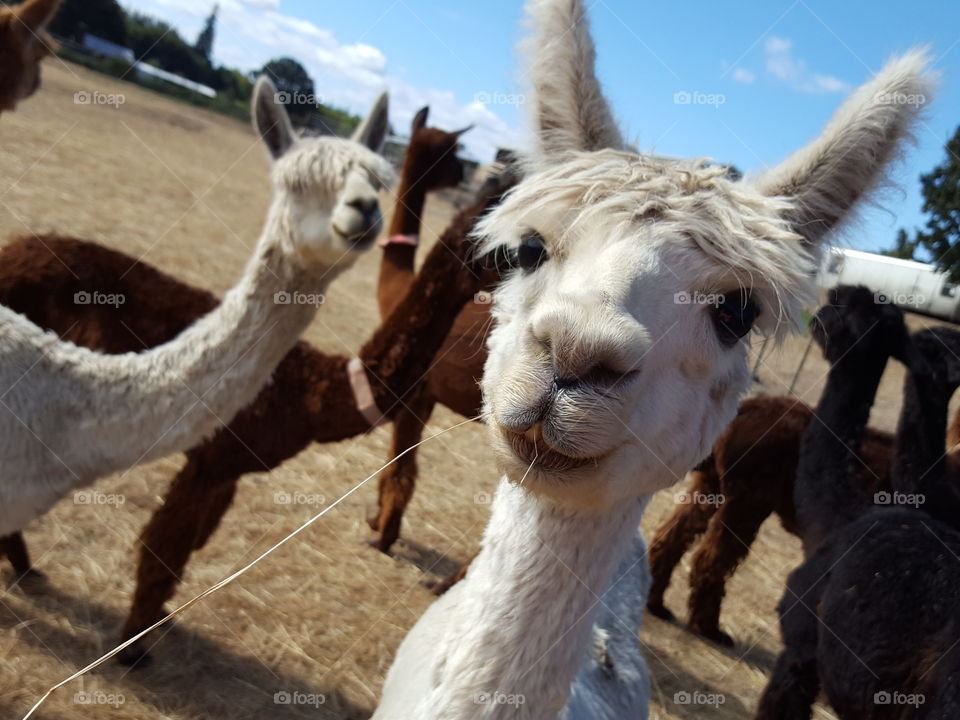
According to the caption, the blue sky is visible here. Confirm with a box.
[123,0,959,256]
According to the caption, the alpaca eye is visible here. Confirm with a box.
[711,290,757,346]
[517,231,549,272]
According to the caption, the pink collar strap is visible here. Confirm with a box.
[348,357,387,428]
[378,233,419,248]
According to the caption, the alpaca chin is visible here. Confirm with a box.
[491,429,681,511]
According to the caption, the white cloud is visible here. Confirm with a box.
[732,67,755,84]
[122,0,520,161]
[764,36,850,94]
[240,0,279,9]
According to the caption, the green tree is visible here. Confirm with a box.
[48,0,127,45]
[195,4,218,62]
[899,125,960,280]
[127,12,208,85]
[882,228,918,260]
[260,58,315,125]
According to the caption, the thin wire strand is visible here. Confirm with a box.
[22,413,486,720]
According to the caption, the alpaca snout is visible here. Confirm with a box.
[332,203,383,249]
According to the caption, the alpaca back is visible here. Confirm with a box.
[0,235,217,351]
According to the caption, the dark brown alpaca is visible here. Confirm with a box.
[371,112,512,553]
[645,396,894,646]
[0,182,511,664]
[757,288,960,719]
[0,0,60,113]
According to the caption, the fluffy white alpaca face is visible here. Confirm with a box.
[479,154,809,507]
[481,0,930,510]
[252,78,393,269]
[272,138,392,268]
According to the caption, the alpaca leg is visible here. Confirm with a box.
[646,467,719,622]
[755,646,820,720]
[755,568,822,720]
[0,532,43,581]
[426,554,475,596]
[686,499,768,647]
[190,479,240,553]
[118,458,237,666]
[370,391,436,554]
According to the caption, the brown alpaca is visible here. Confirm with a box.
[645,396,897,646]
[0,182,511,664]
[0,0,61,113]
[371,112,511,554]
[376,105,469,308]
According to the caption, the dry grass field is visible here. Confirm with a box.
[0,62,955,720]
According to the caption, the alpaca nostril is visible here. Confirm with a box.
[552,364,633,392]
[347,198,378,219]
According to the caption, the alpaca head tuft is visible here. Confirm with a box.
[476,0,934,510]
[251,77,395,269]
[0,0,61,113]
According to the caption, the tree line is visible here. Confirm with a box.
[4,0,362,135]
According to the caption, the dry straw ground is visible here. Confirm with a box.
[0,62,954,720]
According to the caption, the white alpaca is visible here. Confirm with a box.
[0,77,394,538]
[373,1,932,718]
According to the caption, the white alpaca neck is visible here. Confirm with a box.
[75,201,326,469]
[417,479,647,719]
[0,201,341,535]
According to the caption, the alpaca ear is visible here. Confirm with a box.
[756,50,935,249]
[252,76,296,160]
[15,0,61,32]
[411,106,429,134]
[350,90,389,152]
[523,0,622,163]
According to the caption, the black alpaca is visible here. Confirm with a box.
[756,285,960,719]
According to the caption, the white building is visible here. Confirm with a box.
[819,247,960,322]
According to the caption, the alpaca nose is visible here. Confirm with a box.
[553,375,580,390]
[347,198,381,230]
[532,299,648,388]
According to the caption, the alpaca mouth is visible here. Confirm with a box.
[333,224,379,250]
[503,427,600,472]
